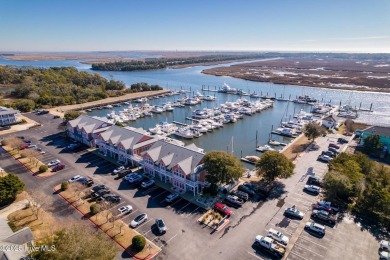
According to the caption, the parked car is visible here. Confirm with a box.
[113,166,125,175]
[24,139,32,144]
[321,150,336,158]
[48,159,61,167]
[77,177,94,187]
[67,143,79,150]
[91,189,110,200]
[117,205,133,216]
[91,185,108,193]
[311,210,336,225]
[328,143,340,149]
[68,175,82,183]
[307,176,322,186]
[117,169,132,178]
[337,138,348,144]
[225,195,244,207]
[284,207,304,220]
[155,218,167,234]
[141,179,155,189]
[128,174,144,184]
[317,154,332,162]
[130,213,148,228]
[305,221,326,236]
[380,251,389,260]
[213,202,232,217]
[53,115,60,119]
[103,194,121,203]
[380,240,390,251]
[27,144,38,149]
[17,136,25,140]
[52,163,65,172]
[124,173,139,181]
[237,185,256,196]
[243,182,258,192]
[303,185,320,195]
[312,201,340,214]
[20,144,29,150]
[230,190,249,201]
[267,228,289,245]
[165,193,180,203]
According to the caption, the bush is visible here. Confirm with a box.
[39,165,48,173]
[0,174,25,207]
[132,235,146,252]
[61,181,69,190]
[90,203,101,215]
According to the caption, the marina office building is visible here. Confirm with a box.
[0,107,21,126]
[67,115,207,196]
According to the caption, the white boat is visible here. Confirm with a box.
[194,91,204,100]
[256,145,275,152]
[160,122,177,134]
[269,139,282,146]
[184,99,199,106]
[163,103,174,112]
[106,105,113,109]
[134,97,148,103]
[174,127,194,139]
[190,124,208,133]
[275,128,296,137]
[203,95,216,101]
[219,83,237,93]
[151,106,164,114]
[149,125,163,135]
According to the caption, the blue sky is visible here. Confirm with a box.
[1,0,390,52]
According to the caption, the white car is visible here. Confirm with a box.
[39,150,46,154]
[381,240,390,251]
[113,166,125,174]
[268,228,289,245]
[303,185,320,195]
[68,175,82,183]
[155,218,167,234]
[305,221,325,235]
[117,205,133,216]
[48,159,61,167]
[130,213,148,228]
[380,251,390,260]
[27,145,38,149]
[141,179,155,189]
[284,207,305,219]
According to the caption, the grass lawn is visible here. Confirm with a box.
[282,134,311,161]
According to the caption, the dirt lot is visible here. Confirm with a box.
[203,57,390,92]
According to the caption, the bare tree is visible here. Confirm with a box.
[69,182,86,205]
[21,149,42,166]
[344,119,355,134]
[3,137,23,151]
[27,189,51,223]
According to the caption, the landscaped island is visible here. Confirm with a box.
[202,55,390,93]
[0,66,162,112]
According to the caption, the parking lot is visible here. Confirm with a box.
[1,114,382,260]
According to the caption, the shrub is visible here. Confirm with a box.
[61,181,69,190]
[132,235,146,252]
[39,165,48,173]
[90,203,101,215]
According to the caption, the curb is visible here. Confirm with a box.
[4,149,57,179]
[53,186,159,260]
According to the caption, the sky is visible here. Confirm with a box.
[1,0,390,53]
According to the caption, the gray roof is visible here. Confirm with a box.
[144,140,204,175]
[0,106,19,116]
[363,126,390,137]
[68,115,111,134]
[99,125,157,150]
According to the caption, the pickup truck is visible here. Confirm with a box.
[255,235,285,257]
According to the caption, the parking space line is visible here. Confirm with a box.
[295,243,325,258]
[299,235,328,249]
[135,218,153,231]
[153,190,169,201]
[185,206,200,218]
[160,233,178,248]
[246,251,262,260]
[288,251,310,260]
[143,228,155,236]
[143,186,158,195]
[176,202,192,213]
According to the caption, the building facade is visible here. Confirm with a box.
[142,140,206,196]
[67,115,112,147]
[360,126,390,155]
[0,107,21,126]
[95,125,158,166]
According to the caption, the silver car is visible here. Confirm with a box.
[155,218,167,234]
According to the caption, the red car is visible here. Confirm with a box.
[214,202,232,217]
[52,164,65,172]
[20,144,29,150]
[328,143,340,149]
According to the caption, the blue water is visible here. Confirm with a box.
[1,56,390,166]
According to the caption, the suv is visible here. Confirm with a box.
[77,177,94,187]
[224,195,244,207]
[307,176,322,186]
[91,185,107,193]
[230,190,249,201]
[305,221,325,236]
[103,194,121,203]
[311,210,336,225]
[237,185,256,196]
[155,218,167,234]
[337,138,348,144]
[303,185,320,195]
[213,202,231,217]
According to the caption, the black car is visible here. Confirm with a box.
[91,189,110,199]
[237,185,256,196]
[91,185,107,192]
[311,210,336,226]
[328,147,339,154]
[78,178,94,187]
[337,138,348,144]
[307,176,322,186]
[104,194,121,203]
[230,190,249,201]
[224,195,244,207]
[53,115,60,119]
[321,151,336,158]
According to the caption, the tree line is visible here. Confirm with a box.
[0,66,162,112]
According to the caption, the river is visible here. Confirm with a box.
[1,56,389,165]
